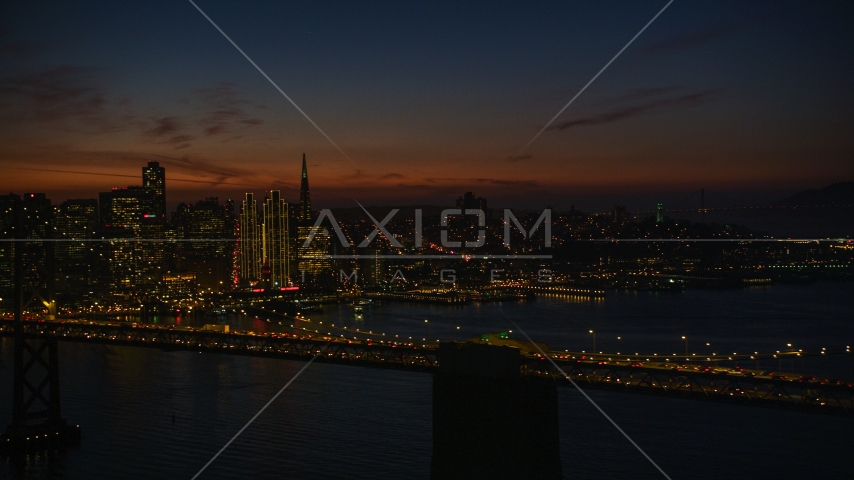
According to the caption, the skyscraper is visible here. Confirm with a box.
[108,186,157,233]
[102,185,162,297]
[143,161,166,220]
[55,199,97,305]
[239,193,261,284]
[299,153,311,224]
[0,194,18,307]
[263,190,290,288]
[453,192,488,246]
[0,194,56,315]
[455,191,488,212]
[296,154,331,284]
[176,198,234,292]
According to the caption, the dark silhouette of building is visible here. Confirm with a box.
[455,191,487,212]
[142,161,166,220]
[612,205,627,223]
[452,192,488,248]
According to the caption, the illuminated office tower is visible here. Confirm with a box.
[54,199,97,305]
[22,194,54,294]
[0,194,56,314]
[297,154,331,283]
[299,154,311,225]
[263,190,290,289]
[176,198,234,293]
[239,193,261,284]
[143,161,166,220]
[108,186,158,233]
[656,203,664,223]
[0,194,17,306]
[105,186,162,295]
[0,195,52,306]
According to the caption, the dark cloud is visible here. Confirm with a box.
[270,180,298,189]
[475,178,539,188]
[204,125,226,136]
[640,16,773,56]
[591,86,683,107]
[379,173,404,180]
[136,83,266,149]
[419,177,540,188]
[7,165,262,187]
[194,82,264,136]
[144,116,181,137]
[0,25,48,59]
[507,154,533,163]
[548,89,720,132]
[0,40,45,58]
[335,169,365,181]
[146,153,258,186]
[0,65,125,132]
[166,135,194,143]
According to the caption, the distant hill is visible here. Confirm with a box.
[777,182,854,206]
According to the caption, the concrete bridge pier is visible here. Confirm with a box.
[430,342,562,480]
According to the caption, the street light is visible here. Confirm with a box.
[682,336,688,356]
[589,330,596,352]
[425,319,431,339]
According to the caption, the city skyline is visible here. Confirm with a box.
[2,2,853,210]
[2,4,853,479]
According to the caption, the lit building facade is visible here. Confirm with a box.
[296,154,331,284]
[263,190,290,288]
[55,199,98,305]
[174,198,234,293]
[239,193,261,284]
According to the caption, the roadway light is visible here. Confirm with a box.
[589,330,596,352]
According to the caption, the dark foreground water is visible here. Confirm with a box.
[2,282,853,479]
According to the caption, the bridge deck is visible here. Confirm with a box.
[1,319,851,415]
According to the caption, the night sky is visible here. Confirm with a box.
[2,1,853,211]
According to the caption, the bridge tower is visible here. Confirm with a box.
[431,342,562,480]
[1,198,80,454]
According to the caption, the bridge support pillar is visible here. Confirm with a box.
[430,342,562,480]
[2,199,80,455]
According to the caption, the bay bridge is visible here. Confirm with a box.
[3,315,853,479]
[2,318,850,415]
